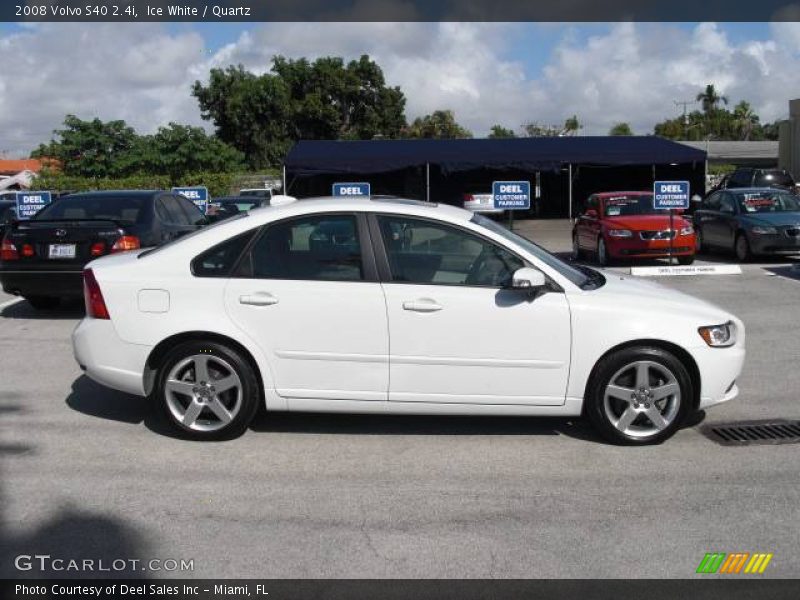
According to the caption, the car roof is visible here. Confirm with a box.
[594,191,652,198]
[58,190,164,199]
[213,196,261,201]
[285,196,466,218]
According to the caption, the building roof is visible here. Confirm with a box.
[677,141,778,163]
[285,137,707,176]
[0,158,58,175]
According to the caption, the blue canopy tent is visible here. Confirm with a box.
[283,137,706,218]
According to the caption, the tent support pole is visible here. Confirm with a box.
[568,163,573,221]
[426,162,430,202]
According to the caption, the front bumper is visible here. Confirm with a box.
[606,235,696,258]
[0,269,83,298]
[747,231,800,255]
[72,317,151,397]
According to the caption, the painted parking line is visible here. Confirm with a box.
[631,264,742,277]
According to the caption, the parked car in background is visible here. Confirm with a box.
[0,197,16,239]
[207,195,270,222]
[572,191,696,266]
[0,190,207,309]
[239,188,274,201]
[693,188,800,261]
[73,196,744,445]
[462,192,503,215]
[717,168,797,193]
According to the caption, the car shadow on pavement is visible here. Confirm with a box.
[65,375,178,439]
[1,298,84,320]
[65,376,706,445]
[763,264,800,281]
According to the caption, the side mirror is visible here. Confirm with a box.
[510,267,546,290]
[585,209,598,219]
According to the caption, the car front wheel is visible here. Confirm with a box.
[585,346,692,445]
[155,341,260,440]
[735,232,752,262]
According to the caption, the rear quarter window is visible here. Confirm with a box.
[191,230,256,277]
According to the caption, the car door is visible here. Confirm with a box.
[577,195,600,250]
[717,193,740,248]
[373,214,571,406]
[223,212,389,401]
[695,192,723,247]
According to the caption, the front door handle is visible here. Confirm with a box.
[239,292,279,307]
[402,299,442,313]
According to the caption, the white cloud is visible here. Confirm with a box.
[2,21,800,157]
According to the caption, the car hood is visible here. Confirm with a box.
[738,212,800,227]
[588,270,734,323]
[603,214,690,230]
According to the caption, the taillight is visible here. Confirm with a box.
[90,242,106,257]
[1,237,18,261]
[111,235,140,253]
[21,244,35,257]
[83,268,110,319]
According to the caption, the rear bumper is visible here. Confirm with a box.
[0,269,83,298]
[72,317,151,397]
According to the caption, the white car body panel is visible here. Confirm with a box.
[72,197,745,420]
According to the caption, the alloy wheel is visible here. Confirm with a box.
[603,360,681,439]
[164,354,243,432]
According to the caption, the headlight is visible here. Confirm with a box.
[680,225,694,235]
[607,229,633,238]
[751,226,777,235]
[698,321,737,347]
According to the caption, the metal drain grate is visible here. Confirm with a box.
[702,420,800,446]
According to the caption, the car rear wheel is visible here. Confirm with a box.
[572,233,584,260]
[695,228,706,253]
[155,341,260,440]
[25,296,60,310]
[585,346,692,445]
[596,237,609,267]
[735,232,752,262]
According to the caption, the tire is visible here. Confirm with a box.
[154,341,260,440]
[585,346,693,446]
[596,237,610,267]
[734,232,752,262]
[572,233,584,260]
[677,255,695,266]
[25,296,60,310]
[694,228,706,254]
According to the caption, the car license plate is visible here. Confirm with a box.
[48,244,76,259]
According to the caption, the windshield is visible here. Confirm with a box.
[35,194,146,224]
[602,194,655,217]
[471,214,602,289]
[734,191,800,213]
[139,212,249,258]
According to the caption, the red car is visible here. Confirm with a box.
[572,191,696,266]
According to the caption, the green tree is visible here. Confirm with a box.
[32,115,138,178]
[696,84,728,115]
[732,101,759,141]
[608,122,633,136]
[192,56,406,169]
[402,110,472,139]
[488,125,516,138]
[131,123,245,183]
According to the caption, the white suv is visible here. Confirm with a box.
[73,196,745,444]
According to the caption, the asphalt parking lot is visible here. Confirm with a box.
[1,220,799,579]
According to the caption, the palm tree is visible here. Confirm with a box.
[732,101,759,141]
[696,84,728,115]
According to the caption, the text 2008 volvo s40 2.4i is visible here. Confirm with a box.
[72,196,745,445]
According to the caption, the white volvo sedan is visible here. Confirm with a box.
[72,196,745,444]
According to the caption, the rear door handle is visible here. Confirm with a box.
[402,299,442,313]
[239,292,279,307]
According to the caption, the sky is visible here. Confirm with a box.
[0,21,798,157]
